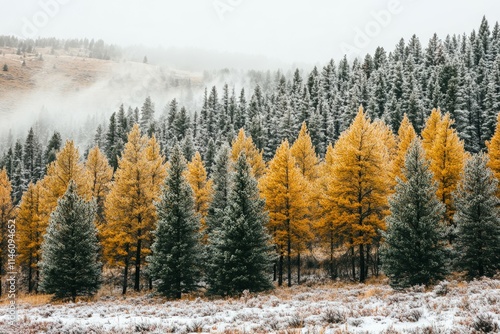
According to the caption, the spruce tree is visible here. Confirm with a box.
[147,145,200,299]
[206,153,273,296]
[39,182,101,301]
[453,154,500,278]
[205,144,231,235]
[381,140,449,289]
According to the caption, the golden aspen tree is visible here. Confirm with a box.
[486,112,500,196]
[103,125,166,294]
[259,140,310,287]
[85,146,113,226]
[231,129,266,178]
[185,152,213,229]
[16,182,44,293]
[426,112,465,233]
[320,107,389,282]
[39,140,90,227]
[290,122,318,283]
[392,114,417,181]
[0,169,15,297]
[421,108,442,154]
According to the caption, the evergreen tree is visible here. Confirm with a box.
[147,145,200,299]
[39,182,101,301]
[454,154,500,278]
[140,96,155,134]
[381,140,449,289]
[206,144,231,235]
[44,132,62,166]
[206,153,273,296]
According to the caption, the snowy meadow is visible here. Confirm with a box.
[1,278,499,333]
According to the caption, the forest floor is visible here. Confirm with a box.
[0,276,499,333]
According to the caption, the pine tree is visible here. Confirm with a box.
[259,140,309,287]
[23,127,43,184]
[44,132,62,166]
[39,182,101,302]
[17,182,44,293]
[454,154,500,278]
[147,145,200,299]
[139,96,155,134]
[0,169,15,297]
[206,153,273,296]
[185,152,213,229]
[381,140,449,289]
[231,129,266,179]
[103,125,166,294]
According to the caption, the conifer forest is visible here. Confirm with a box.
[1,3,500,333]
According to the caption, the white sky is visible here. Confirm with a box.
[2,0,500,65]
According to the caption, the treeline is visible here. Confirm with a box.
[1,107,500,301]
[0,35,122,60]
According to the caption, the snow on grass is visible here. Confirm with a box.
[0,278,499,333]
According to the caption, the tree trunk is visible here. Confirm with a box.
[149,277,153,290]
[28,262,33,293]
[359,244,365,283]
[297,252,301,285]
[72,288,76,303]
[287,235,292,287]
[330,232,335,279]
[134,229,142,292]
[273,262,277,281]
[122,251,129,295]
[278,254,283,286]
[365,244,371,278]
[351,246,356,281]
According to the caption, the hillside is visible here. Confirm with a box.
[0,47,202,133]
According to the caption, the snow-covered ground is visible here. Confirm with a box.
[1,278,499,333]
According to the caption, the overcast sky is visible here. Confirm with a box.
[3,0,500,66]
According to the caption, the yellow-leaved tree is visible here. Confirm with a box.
[319,107,390,282]
[290,122,318,283]
[231,129,266,178]
[0,169,15,297]
[392,114,417,181]
[17,182,43,293]
[85,146,113,226]
[185,152,213,230]
[486,112,500,196]
[422,111,465,235]
[259,140,310,287]
[103,125,166,294]
[422,108,443,153]
[39,140,90,226]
